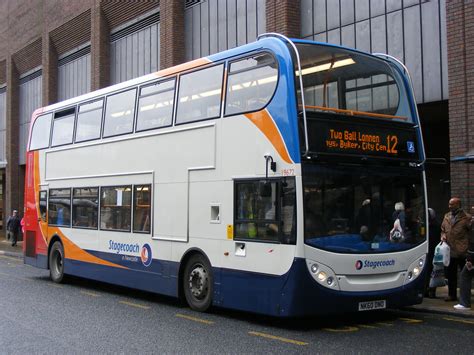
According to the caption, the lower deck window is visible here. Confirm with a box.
[234,178,296,244]
[133,185,151,233]
[100,186,132,232]
[49,188,71,227]
[73,187,99,229]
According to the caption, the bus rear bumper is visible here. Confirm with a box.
[24,253,48,269]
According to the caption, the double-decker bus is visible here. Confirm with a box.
[23,34,427,316]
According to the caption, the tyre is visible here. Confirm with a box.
[49,241,66,283]
[183,254,213,312]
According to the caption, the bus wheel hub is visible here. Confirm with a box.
[189,266,208,299]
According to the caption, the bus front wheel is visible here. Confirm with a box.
[183,254,213,312]
[49,241,66,283]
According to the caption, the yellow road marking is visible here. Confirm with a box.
[80,291,100,297]
[119,300,150,310]
[248,331,308,346]
[443,317,474,325]
[175,313,214,325]
[357,324,377,329]
[399,317,423,324]
[375,322,393,327]
[323,326,359,332]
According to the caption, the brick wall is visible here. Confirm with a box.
[0,61,5,85]
[266,0,301,38]
[446,0,474,211]
[160,0,185,69]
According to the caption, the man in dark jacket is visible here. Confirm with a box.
[6,210,21,247]
[441,198,472,301]
[454,207,474,310]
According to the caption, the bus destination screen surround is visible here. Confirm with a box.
[307,118,419,160]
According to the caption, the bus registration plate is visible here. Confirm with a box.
[358,300,386,311]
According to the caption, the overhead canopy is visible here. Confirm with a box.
[451,149,474,163]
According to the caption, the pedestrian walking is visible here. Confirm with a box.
[440,197,472,301]
[6,209,21,247]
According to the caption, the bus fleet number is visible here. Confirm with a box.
[281,169,295,176]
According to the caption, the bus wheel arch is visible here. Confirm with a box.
[179,249,214,312]
[48,236,66,283]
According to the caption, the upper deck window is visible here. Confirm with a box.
[295,43,412,123]
[103,88,137,138]
[76,99,104,142]
[225,53,278,116]
[30,113,53,151]
[52,108,76,147]
[176,64,224,124]
[136,79,175,132]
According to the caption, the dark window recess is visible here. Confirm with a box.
[39,191,47,222]
[48,188,71,227]
[72,187,99,229]
[133,185,151,233]
[100,186,132,232]
[234,177,296,244]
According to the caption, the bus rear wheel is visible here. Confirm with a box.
[49,241,66,283]
[183,254,213,312]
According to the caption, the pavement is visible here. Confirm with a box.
[1,237,473,318]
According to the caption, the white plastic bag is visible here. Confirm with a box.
[389,218,405,242]
[433,241,450,267]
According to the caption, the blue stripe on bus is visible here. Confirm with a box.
[64,258,178,297]
[60,253,425,317]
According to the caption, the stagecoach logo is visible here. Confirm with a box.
[355,259,395,270]
[141,243,153,267]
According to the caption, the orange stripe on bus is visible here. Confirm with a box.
[244,110,293,164]
[48,228,127,269]
[33,152,126,269]
[154,58,211,78]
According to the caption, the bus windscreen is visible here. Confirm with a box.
[294,43,413,123]
[303,164,426,254]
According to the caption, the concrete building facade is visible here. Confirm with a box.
[0,0,472,230]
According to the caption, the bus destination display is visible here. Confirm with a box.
[308,119,418,160]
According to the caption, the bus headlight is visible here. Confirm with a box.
[317,271,327,282]
[404,255,426,284]
[306,260,339,290]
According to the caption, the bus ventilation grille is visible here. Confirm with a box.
[25,231,36,258]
